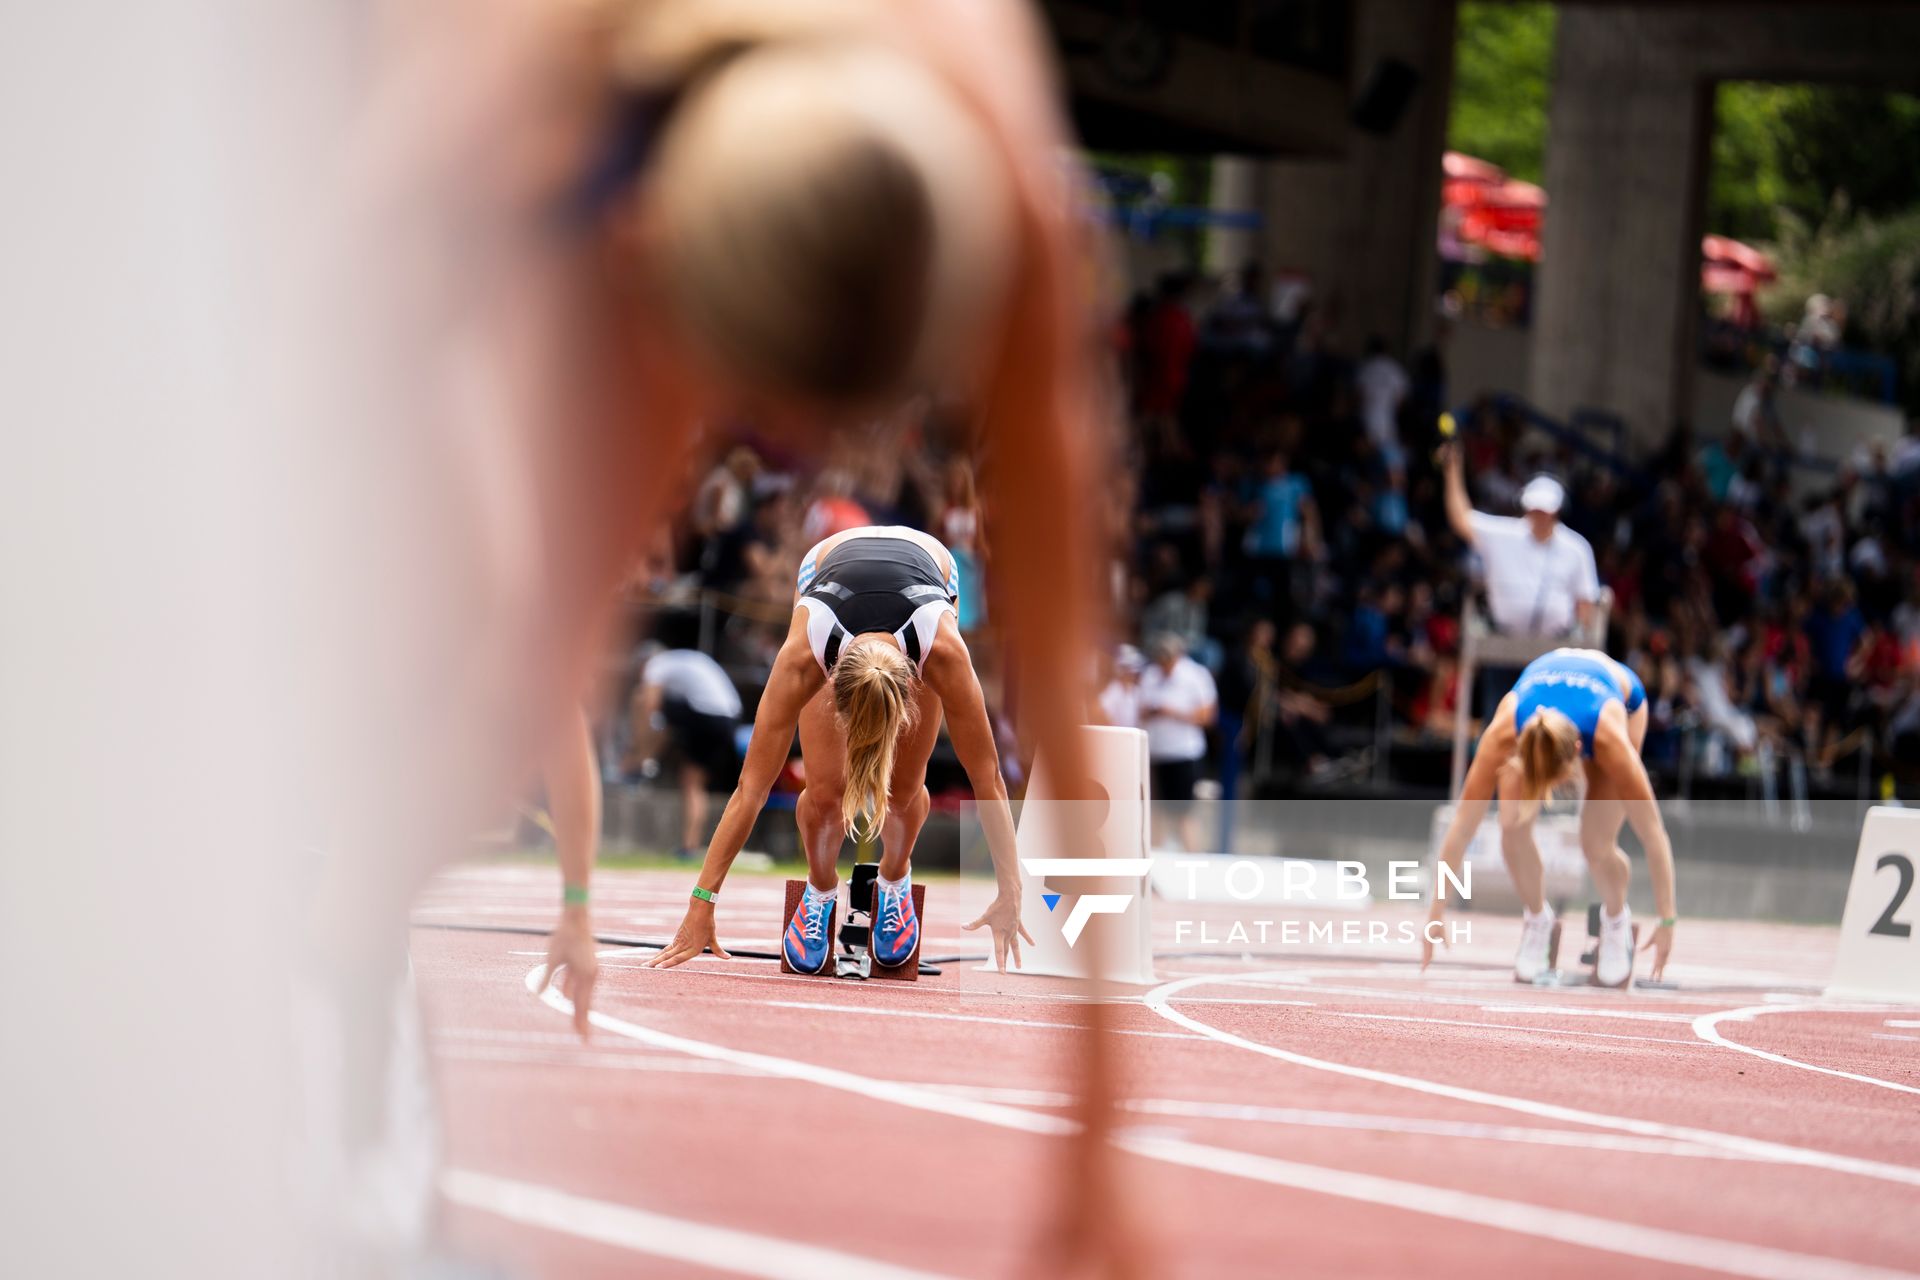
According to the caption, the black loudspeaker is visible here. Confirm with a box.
[1352,58,1421,135]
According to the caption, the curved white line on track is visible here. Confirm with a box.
[1141,972,1920,1189]
[1692,1005,1920,1096]
[1120,1134,1918,1280]
[444,1168,957,1279]
[524,966,1918,1279]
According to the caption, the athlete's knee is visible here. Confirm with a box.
[888,784,930,818]
[796,786,837,824]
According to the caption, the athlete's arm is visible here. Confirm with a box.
[924,621,1034,972]
[649,615,824,968]
[1592,713,1677,979]
[1423,694,1518,967]
[1442,441,1476,545]
[536,705,603,1037]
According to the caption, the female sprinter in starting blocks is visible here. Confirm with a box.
[648,525,1031,974]
[1425,647,1678,986]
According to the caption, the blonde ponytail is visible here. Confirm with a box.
[1517,710,1581,802]
[832,637,917,838]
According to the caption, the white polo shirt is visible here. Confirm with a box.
[1468,512,1600,636]
[642,650,742,718]
[1138,657,1217,762]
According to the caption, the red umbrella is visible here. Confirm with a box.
[1700,234,1775,294]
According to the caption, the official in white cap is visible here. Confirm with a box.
[1445,449,1600,638]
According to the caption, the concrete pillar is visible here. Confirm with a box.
[1529,9,1710,449]
[1207,156,1260,277]
[1252,0,1457,357]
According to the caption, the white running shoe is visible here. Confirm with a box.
[1513,909,1556,983]
[1595,907,1635,988]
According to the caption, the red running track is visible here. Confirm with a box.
[413,863,1920,1279]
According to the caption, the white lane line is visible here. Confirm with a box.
[443,1169,956,1280]
[1477,1004,1697,1023]
[1142,973,1920,1189]
[1119,1134,1920,1280]
[760,1000,1203,1040]
[1873,1034,1920,1043]
[1887,1020,1920,1029]
[525,966,1919,1279]
[915,1087,1733,1157]
[524,967,1071,1137]
[1122,1099,1731,1158]
[434,1045,768,1077]
[1319,1009,1702,1047]
[1691,1006,1920,1097]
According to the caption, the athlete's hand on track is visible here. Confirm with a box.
[965,892,1034,972]
[1641,921,1673,980]
[537,911,599,1039]
[1419,898,1449,970]
[646,898,732,970]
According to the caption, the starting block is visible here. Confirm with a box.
[1830,807,1920,1001]
[779,863,924,981]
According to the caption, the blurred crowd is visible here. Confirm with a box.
[612,265,1920,815]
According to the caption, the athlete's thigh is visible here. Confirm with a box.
[888,681,944,798]
[1493,760,1535,834]
[798,686,846,789]
[1627,702,1648,753]
[1578,776,1626,853]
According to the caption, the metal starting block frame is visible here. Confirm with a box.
[779,863,924,981]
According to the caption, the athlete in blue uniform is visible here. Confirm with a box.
[1426,648,1677,986]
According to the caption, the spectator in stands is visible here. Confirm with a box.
[936,458,987,630]
[1140,572,1218,671]
[1686,638,1762,774]
[1805,580,1865,767]
[1243,449,1320,615]
[1216,620,1277,810]
[1697,429,1749,504]
[1788,294,1843,384]
[1356,335,1409,464]
[1730,359,1788,453]
[800,469,872,545]
[1443,444,1600,638]
[1139,632,1217,852]
[1138,273,1197,447]
[623,647,743,860]
[1097,644,1146,729]
[692,445,761,542]
[1273,622,1337,777]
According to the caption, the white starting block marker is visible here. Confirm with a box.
[1000,726,1157,985]
[1829,806,1920,1002]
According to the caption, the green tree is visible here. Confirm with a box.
[1447,2,1555,182]
[1710,83,1920,242]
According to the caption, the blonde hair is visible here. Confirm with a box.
[832,636,917,838]
[1516,710,1581,802]
[611,0,1014,403]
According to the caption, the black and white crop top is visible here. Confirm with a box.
[794,530,958,676]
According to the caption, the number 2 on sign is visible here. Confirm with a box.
[1870,853,1915,938]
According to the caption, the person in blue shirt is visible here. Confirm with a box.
[1425,648,1678,988]
[1243,450,1320,611]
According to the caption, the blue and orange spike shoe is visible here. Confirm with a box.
[873,876,919,968]
[783,883,836,975]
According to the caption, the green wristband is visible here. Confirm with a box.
[1659,916,1677,928]
[562,884,589,907]
[691,886,718,904]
